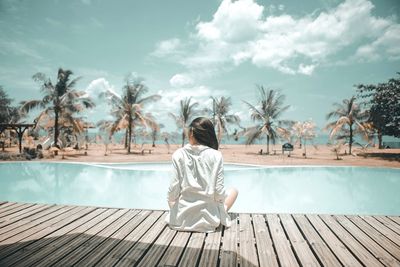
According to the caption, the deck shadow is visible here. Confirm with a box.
[0,229,257,267]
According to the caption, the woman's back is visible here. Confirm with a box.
[166,144,230,232]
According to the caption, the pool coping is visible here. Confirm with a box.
[1,160,400,170]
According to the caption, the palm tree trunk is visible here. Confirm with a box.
[266,135,270,154]
[152,130,156,147]
[124,129,128,149]
[127,117,132,153]
[54,109,60,148]
[182,130,185,147]
[217,125,222,145]
[377,129,383,149]
[349,124,353,154]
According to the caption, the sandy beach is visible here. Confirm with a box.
[2,143,399,168]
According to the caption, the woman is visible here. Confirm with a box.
[165,117,238,232]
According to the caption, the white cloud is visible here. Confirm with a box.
[298,64,316,76]
[145,85,221,131]
[169,73,194,87]
[154,0,400,76]
[151,38,182,57]
[155,85,212,112]
[355,24,400,61]
[86,77,119,99]
[84,78,118,122]
[196,0,263,42]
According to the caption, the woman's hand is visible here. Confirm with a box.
[168,201,176,208]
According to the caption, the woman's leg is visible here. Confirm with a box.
[224,187,238,211]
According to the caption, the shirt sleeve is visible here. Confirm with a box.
[214,155,226,203]
[167,156,181,203]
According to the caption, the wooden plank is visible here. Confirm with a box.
[102,213,167,267]
[220,213,239,266]
[320,215,384,267]
[0,202,21,214]
[10,208,118,267]
[0,208,108,266]
[306,214,362,267]
[374,216,400,235]
[197,228,222,267]
[0,204,51,228]
[293,214,341,267]
[178,232,206,267]
[266,214,299,267]
[52,209,140,266]
[361,215,400,247]
[30,209,129,267]
[76,210,155,266]
[0,203,35,218]
[238,214,259,267]
[0,206,93,259]
[0,205,75,243]
[252,214,279,267]
[137,226,177,266]
[156,230,191,266]
[389,216,400,225]
[97,211,162,266]
[348,216,400,261]
[335,215,400,266]
[279,214,320,266]
[1,201,399,267]
[0,204,62,235]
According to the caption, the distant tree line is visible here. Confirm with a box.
[1,69,399,155]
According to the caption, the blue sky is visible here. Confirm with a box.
[1,0,399,133]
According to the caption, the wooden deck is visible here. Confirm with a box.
[0,202,399,266]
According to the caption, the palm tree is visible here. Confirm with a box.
[105,78,160,153]
[0,86,24,124]
[211,96,240,144]
[243,86,290,154]
[326,96,369,154]
[20,68,95,147]
[169,97,198,147]
[291,120,316,157]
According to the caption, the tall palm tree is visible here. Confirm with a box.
[169,97,198,147]
[211,96,240,144]
[326,96,369,154]
[243,86,290,154]
[105,78,160,153]
[20,68,95,147]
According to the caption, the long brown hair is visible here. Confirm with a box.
[189,117,219,150]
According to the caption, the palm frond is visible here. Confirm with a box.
[242,100,263,121]
[137,94,161,105]
[19,100,45,114]
[244,126,262,145]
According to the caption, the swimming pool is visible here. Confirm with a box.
[0,162,399,215]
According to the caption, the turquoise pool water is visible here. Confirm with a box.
[0,162,399,215]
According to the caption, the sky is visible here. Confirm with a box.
[1,0,399,134]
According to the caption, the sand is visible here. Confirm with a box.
[2,142,399,168]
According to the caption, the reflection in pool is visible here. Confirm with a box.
[0,162,399,215]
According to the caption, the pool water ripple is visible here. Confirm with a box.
[0,162,399,215]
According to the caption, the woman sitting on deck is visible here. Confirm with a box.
[165,117,238,232]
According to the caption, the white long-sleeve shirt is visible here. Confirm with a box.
[165,144,231,232]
